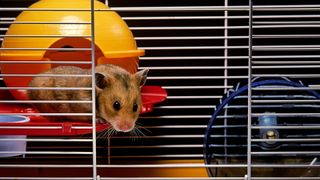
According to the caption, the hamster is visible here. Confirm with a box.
[27,64,149,132]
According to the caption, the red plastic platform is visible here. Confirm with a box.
[0,86,167,136]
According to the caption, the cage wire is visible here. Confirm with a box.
[0,0,320,179]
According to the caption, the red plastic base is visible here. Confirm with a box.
[0,86,167,136]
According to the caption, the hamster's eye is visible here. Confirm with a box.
[113,101,121,111]
[133,103,138,112]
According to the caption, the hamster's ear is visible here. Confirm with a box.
[134,69,149,88]
[95,73,109,90]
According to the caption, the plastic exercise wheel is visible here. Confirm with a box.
[204,78,320,177]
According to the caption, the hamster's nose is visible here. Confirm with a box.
[115,122,134,132]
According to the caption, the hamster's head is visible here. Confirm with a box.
[95,65,148,132]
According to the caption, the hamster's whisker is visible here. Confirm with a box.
[132,130,138,141]
[102,129,110,137]
[107,128,116,138]
[129,128,138,142]
[113,128,118,136]
[136,124,148,135]
[96,129,108,142]
[133,126,146,140]
[97,129,105,138]
[97,127,115,141]
[134,125,146,137]
[130,129,135,136]
[137,124,152,134]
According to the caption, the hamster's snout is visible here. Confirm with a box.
[96,117,135,132]
[112,120,135,132]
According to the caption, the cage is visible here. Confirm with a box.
[0,0,320,179]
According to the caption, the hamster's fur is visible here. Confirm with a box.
[28,64,148,132]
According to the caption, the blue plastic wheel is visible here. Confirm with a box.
[204,78,320,177]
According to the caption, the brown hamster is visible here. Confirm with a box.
[27,64,149,132]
